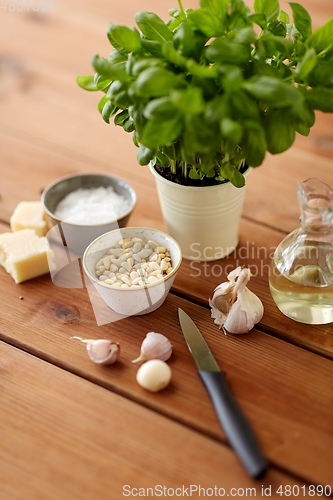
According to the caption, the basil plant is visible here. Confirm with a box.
[77,0,333,188]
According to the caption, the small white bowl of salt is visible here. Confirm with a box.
[42,173,136,255]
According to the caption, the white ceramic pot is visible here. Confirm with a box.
[149,164,251,261]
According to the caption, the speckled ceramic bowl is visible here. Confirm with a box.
[83,227,182,316]
[42,172,136,255]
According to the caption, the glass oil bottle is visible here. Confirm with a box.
[269,177,333,324]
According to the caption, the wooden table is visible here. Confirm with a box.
[0,0,332,498]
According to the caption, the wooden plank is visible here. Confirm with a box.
[244,148,333,233]
[0,238,332,485]
[0,341,318,500]
[0,135,332,359]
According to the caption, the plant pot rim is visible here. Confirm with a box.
[149,163,252,191]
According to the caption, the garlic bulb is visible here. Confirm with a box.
[136,359,172,392]
[71,336,120,365]
[132,332,172,363]
[209,268,264,334]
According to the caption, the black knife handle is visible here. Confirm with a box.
[199,370,268,479]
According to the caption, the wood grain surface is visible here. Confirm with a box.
[1,0,333,497]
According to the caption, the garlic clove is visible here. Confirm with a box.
[136,359,172,392]
[71,336,120,365]
[224,288,264,334]
[132,332,172,364]
[209,267,264,334]
[210,267,242,317]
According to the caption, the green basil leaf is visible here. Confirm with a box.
[98,95,111,114]
[143,97,177,120]
[141,39,164,57]
[242,76,300,107]
[130,104,147,138]
[294,122,310,136]
[290,97,315,126]
[106,27,129,57]
[289,3,312,38]
[229,0,252,30]
[220,118,243,145]
[168,8,181,19]
[189,168,201,180]
[102,101,117,124]
[155,151,170,168]
[135,12,173,42]
[200,0,228,21]
[108,24,142,53]
[123,118,135,132]
[188,8,224,37]
[132,58,166,76]
[76,76,98,91]
[95,75,112,91]
[306,87,333,113]
[131,67,182,97]
[246,13,267,30]
[206,39,250,64]
[205,96,229,123]
[114,109,129,126]
[240,121,267,167]
[219,65,243,93]
[233,27,257,45]
[279,10,289,25]
[266,110,296,154]
[295,48,317,81]
[91,54,128,81]
[308,62,333,86]
[267,20,287,37]
[186,59,219,78]
[188,167,201,180]
[230,91,259,119]
[254,0,279,23]
[109,49,129,65]
[183,116,221,156]
[162,42,187,68]
[140,115,184,149]
[220,163,245,187]
[170,87,204,115]
[307,17,333,53]
[132,130,139,147]
[137,144,158,165]
[173,23,208,61]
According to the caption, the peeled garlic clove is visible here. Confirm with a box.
[136,359,172,392]
[71,336,120,365]
[132,332,172,363]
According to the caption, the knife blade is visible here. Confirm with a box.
[178,308,268,479]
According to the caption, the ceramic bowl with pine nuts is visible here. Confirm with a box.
[83,227,182,316]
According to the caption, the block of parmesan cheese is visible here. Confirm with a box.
[10,201,48,237]
[0,229,55,284]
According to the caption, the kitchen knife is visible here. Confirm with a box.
[178,308,268,479]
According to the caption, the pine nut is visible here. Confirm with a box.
[95,237,173,288]
[103,256,111,269]
[111,259,122,267]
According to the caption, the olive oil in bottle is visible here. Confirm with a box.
[269,178,333,325]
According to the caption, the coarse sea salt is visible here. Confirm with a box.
[54,186,132,225]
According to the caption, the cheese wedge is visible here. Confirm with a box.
[10,201,48,237]
[0,229,55,284]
